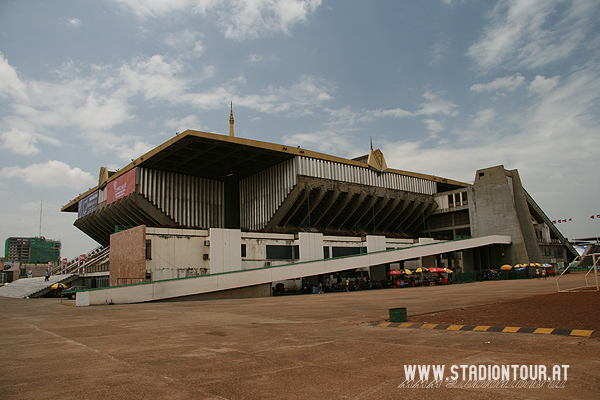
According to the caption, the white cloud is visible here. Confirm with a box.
[325,92,456,128]
[416,92,459,117]
[423,119,444,137]
[115,141,155,161]
[468,0,598,70]
[211,0,323,40]
[282,130,361,157]
[0,161,95,189]
[164,30,205,57]
[110,0,322,40]
[72,93,133,130]
[248,54,264,65]
[0,128,40,155]
[359,108,414,123]
[67,18,82,28]
[164,114,203,133]
[430,34,450,65]
[109,0,198,18]
[384,67,600,189]
[471,108,496,129]
[325,105,361,127]
[120,54,188,101]
[0,53,27,101]
[471,74,525,93]
[528,75,560,95]
[229,75,333,115]
[248,53,279,66]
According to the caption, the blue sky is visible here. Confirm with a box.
[1,0,599,259]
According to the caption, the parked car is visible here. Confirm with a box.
[62,286,87,299]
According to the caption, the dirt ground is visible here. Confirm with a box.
[412,289,600,332]
[1,272,599,400]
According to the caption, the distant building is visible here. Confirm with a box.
[4,237,61,265]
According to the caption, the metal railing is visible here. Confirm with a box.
[51,245,110,276]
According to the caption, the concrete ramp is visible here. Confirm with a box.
[0,274,76,299]
[78,235,511,306]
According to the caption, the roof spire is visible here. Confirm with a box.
[367,139,388,173]
[229,102,234,137]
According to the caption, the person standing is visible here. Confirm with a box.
[45,270,50,282]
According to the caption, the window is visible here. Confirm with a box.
[241,244,247,258]
[331,247,366,257]
[145,239,152,260]
[455,193,461,206]
[461,191,468,205]
[266,245,299,260]
[323,247,330,259]
[448,194,454,208]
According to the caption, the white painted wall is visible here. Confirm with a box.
[208,228,242,273]
[366,235,386,253]
[298,232,324,261]
[80,235,512,305]
[146,228,210,280]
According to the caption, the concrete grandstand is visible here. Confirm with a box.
[48,125,576,305]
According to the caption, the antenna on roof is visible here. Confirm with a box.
[39,198,43,237]
[229,102,234,137]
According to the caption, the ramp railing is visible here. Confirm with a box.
[51,246,110,276]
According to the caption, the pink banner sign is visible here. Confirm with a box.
[107,168,136,204]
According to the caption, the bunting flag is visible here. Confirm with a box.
[592,215,596,219]
[554,218,571,223]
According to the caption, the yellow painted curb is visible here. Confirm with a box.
[570,330,593,337]
[446,325,464,331]
[473,326,491,331]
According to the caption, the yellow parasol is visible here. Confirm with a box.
[51,282,67,290]
[500,264,513,271]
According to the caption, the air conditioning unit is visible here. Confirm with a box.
[204,240,210,246]
[203,254,209,260]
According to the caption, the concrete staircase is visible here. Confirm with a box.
[0,274,76,299]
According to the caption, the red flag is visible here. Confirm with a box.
[569,218,572,222]
[597,215,600,219]
[563,219,567,223]
[592,215,596,219]
[552,220,556,224]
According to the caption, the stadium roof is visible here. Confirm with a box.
[62,130,470,213]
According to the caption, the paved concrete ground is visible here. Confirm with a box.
[1,273,598,399]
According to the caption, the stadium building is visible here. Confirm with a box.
[60,115,576,305]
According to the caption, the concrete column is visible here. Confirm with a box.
[224,176,240,229]
[209,228,242,273]
[298,232,324,262]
